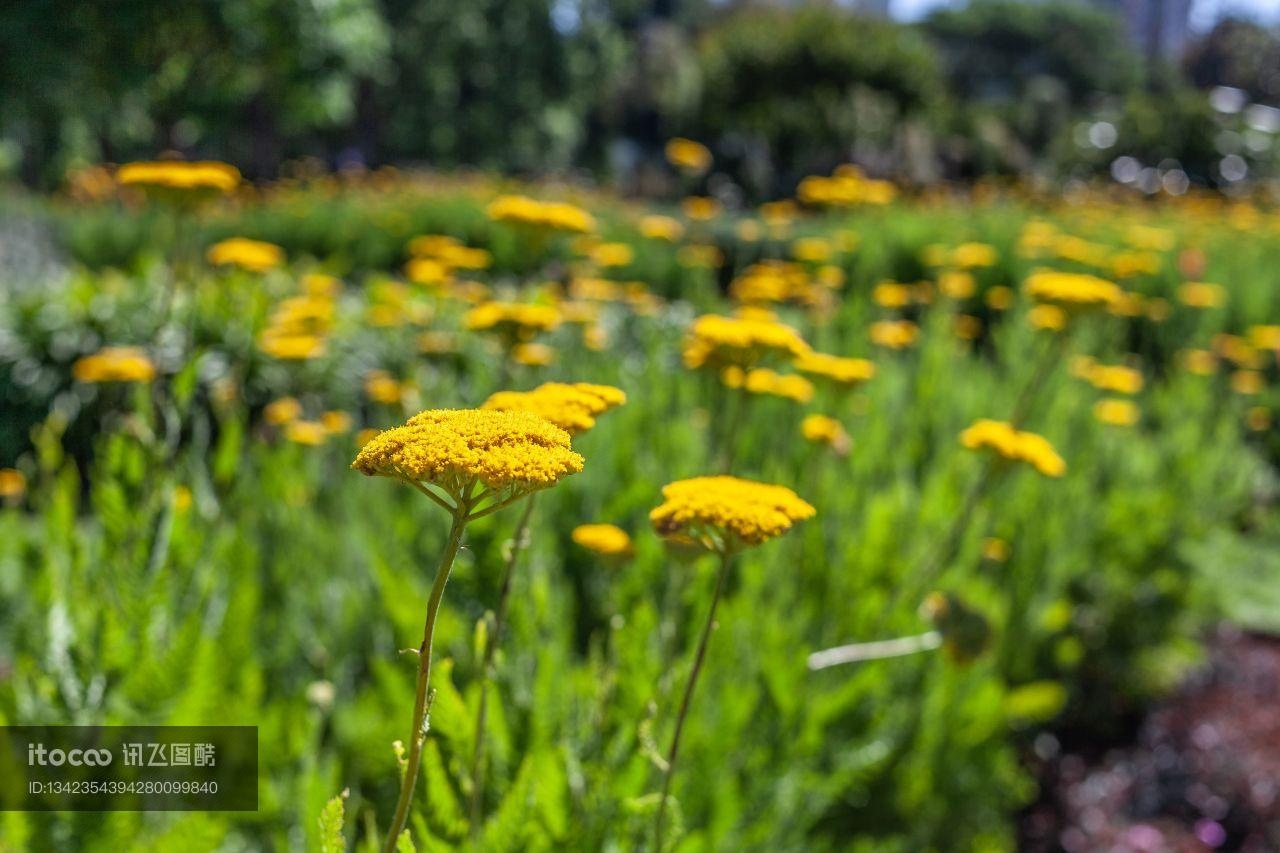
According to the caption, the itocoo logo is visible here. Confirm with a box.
[27,743,113,766]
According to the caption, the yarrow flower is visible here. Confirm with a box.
[1023,270,1122,312]
[487,194,595,234]
[72,347,156,384]
[571,523,633,557]
[665,138,712,174]
[869,320,919,350]
[206,237,285,273]
[482,382,626,436]
[801,414,851,454]
[117,160,241,196]
[650,475,815,552]
[722,367,814,404]
[793,352,876,386]
[352,409,583,506]
[1093,399,1140,426]
[464,302,561,337]
[959,419,1066,478]
[682,313,811,370]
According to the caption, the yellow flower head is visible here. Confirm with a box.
[72,347,156,384]
[482,382,626,435]
[352,409,583,502]
[639,215,685,242]
[939,271,976,299]
[264,396,303,425]
[259,333,326,360]
[1028,304,1067,331]
[869,320,919,350]
[0,468,26,500]
[737,368,814,403]
[801,414,851,454]
[1083,364,1144,395]
[681,196,722,221]
[365,370,405,405]
[1180,349,1218,375]
[589,242,634,268]
[683,314,811,370]
[650,476,815,551]
[572,523,633,557]
[206,237,285,273]
[959,419,1066,477]
[512,342,555,366]
[464,301,561,336]
[286,420,330,446]
[117,160,240,196]
[950,242,998,269]
[487,195,595,233]
[793,352,876,386]
[1023,270,1122,312]
[665,138,712,173]
[1178,282,1225,309]
[1093,399,1140,426]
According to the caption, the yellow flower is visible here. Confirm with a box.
[405,258,451,286]
[464,302,560,336]
[869,320,919,350]
[286,420,330,445]
[0,468,26,500]
[572,523,633,557]
[801,414,851,454]
[1246,407,1271,431]
[793,352,876,386]
[939,271,976,299]
[259,333,326,360]
[1023,270,1122,311]
[1178,282,1225,309]
[487,195,595,233]
[640,215,685,242]
[72,347,156,383]
[792,238,832,264]
[665,138,712,173]
[1248,325,1280,350]
[365,370,405,405]
[742,369,814,403]
[1093,399,1139,426]
[117,160,240,195]
[682,314,811,370]
[1232,370,1264,395]
[959,419,1066,477]
[264,396,302,425]
[950,242,998,269]
[682,196,722,221]
[590,242,634,268]
[322,411,353,434]
[482,382,625,435]
[206,237,285,272]
[650,476,815,551]
[1028,304,1067,331]
[873,282,912,309]
[352,409,583,500]
[512,343,555,366]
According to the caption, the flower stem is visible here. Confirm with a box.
[383,510,468,853]
[468,491,537,835]
[653,549,732,851]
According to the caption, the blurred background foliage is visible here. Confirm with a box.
[2,0,1279,196]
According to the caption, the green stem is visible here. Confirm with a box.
[653,549,733,851]
[383,510,468,853]
[468,492,537,835]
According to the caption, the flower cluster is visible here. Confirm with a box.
[959,419,1066,477]
[571,523,633,557]
[206,237,285,273]
[796,166,896,207]
[801,414,851,454]
[482,382,626,435]
[650,476,815,550]
[259,277,336,360]
[464,302,561,337]
[352,409,583,500]
[117,160,240,195]
[664,138,712,174]
[682,313,811,370]
[794,352,876,386]
[722,367,814,404]
[72,347,157,384]
[1023,270,1123,311]
[487,195,595,234]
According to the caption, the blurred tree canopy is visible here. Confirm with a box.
[0,0,1277,193]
